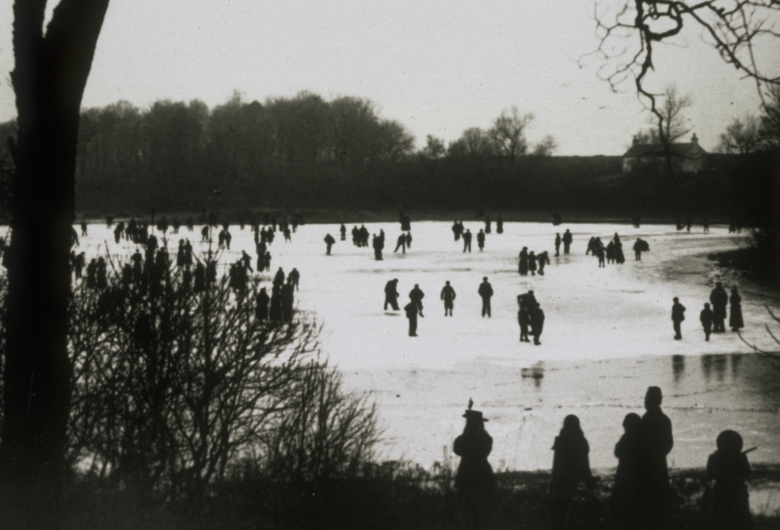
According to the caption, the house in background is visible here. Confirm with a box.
[622,133,708,174]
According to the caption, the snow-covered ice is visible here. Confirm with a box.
[68,220,780,472]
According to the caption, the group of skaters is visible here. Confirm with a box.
[254,267,299,322]
[453,387,755,530]
[518,247,550,275]
[671,282,744,341]
[585,233,626,267]
[452,216,505,253]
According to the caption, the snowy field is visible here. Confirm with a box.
[60,220,780,474]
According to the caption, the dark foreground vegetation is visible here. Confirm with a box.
[61,462,780,530]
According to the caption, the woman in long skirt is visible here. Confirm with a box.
[729,287,744,331]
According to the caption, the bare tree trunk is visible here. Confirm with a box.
[0,1,109,529]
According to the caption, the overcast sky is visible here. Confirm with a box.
[0,0,777,155]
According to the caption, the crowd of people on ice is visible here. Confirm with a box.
[455,388,755,530]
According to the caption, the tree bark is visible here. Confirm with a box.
[1,1,109,529]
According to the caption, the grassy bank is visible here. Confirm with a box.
[63,463,780,530]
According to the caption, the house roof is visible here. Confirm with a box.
[623,141,707,159]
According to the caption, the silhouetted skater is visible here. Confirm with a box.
[729,287,744,331]
[256,288,269,321]
[537,251,550,275]
[441,281,456,316]
[633,238,648,260]
[81,220,88,237]
[530,303,545,345]
[484,215,491,234]
[528,251,537,275]
[241,251,253,273]
[550,415,594,530]
[201,225,209,242]
[639,386,673,528]
[710,282,729,333]
[270,283,283,321]
[453,402,495,530]
[518,247,528,276]
[340,223,346,241]
[193,263,206,292]
[394,233,406,254]
[289,268,300,291]
[405,232,412,249]
[409,284,425,316]
[496,215,503,234]
[610,413,643,530]
[452,221,462,241]
[555,233,561,256]
[478,277,493,317]
[671,297,685,340]
[700,303,714,341]
[517,295,530,342]
[477,229,485,251]
[384,279,400,310]
[463,229,472,253]
[372,234,384,260]
[563,229,572,254]
[273,267,285,288]
[324,233,336,255]
[707,430,753,530]
[263,251,271,272]
[404,300,418,336]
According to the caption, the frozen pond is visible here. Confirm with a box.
[63,220,780,473]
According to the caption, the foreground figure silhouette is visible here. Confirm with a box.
[550,415,594,530]
[639,386,673,528]
[610,413,643,529]
[454,402,495,530]
[707,430,753,530]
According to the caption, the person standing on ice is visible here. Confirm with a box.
[409,284,425,317]
[729,287,744,332]
[462,229,472,253]
[404,299,419,337]
[517,296,530,342]
[405,231,412,249]
[671,297,686,340]
[324,233,336,255]
[478,277,493,318]
[384,279,400,311]
[453,400,495,530]
[340,223,346,241]
[633,238,646,261]
[530,302,545,345]
[394,233,406,254]
[528,251,537,275]
[518,247,529,276]
[496,215,504,234]
[289,268,300,291]
[441,281,456,316]
[452,221,461,241]
[554,233,561,256]
[709,282,729,333]
[484,215,492,234]
[562,229,573,255]
[477,229,486,251]
[700,303,714,341]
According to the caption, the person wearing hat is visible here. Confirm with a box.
[639,386,673,528]
[707,430,753,530]
[478,277,493,318]
[709,282,729,333]
[700,303,714,341]
[441,281,456,317]
[550,414,594,529]
[454,402,495,529]
[671,297,686,340]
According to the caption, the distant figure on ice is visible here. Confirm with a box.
[478,277,493,318]
[528,251,537,275]
[530,302,545,345]
[496,215,503,234]
[537,251,550,275]
[550,414,594,530]
[441,281,456,316]
[463,229,472,253]
[282,278,295,322]
[453,401,495,530]
[671,297,686,340]
[404,299,419,336]
[484,215,492,234]
[610,413,643,530]
[707,430,753,530]
[452,221,462,241]
[324,233,336,255]
[518,247,529,276]
[263,251,272,272]
[409,284,425,317]
[81,220,88,237]
[273,267,285,288]
[710,282,729,333]
[340,223,346,241]
[552,210,562,226]
[405,232,412,249]
[372,234,384,260]
[394,233,407,254]
[201,225,209,242]
[384,279,400,311]
[289,268,300,291]
[639,386,674,528]
[555,233,561,256]
[729,287,744,332]
[563,229,572,255]
[477,229,485,251]
[517,295,530,343]
[700,303,714,341]
[633,238,648,261]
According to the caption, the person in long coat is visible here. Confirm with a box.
[404,300,418,336]
[729,287,744,331]
[530,302,545,345]
[528,251,537,275]
[610,413,643,530]
[409,284,425,316]
[270,283,283,321]
[706,430,753,530]
[672,297,686,340]
[550,415,593,530]
[281,278,295,322]
[384,279,400,311]
[454,404,495,529]
[441,281,456,317]
[518,247,529,276]
[710,282,729,332]
[255,287,269,321]
[700,303,714,341]
[639,386,673,527]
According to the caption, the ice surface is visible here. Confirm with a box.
[66,220,780,472]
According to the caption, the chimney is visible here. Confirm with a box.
[691,133,698,145]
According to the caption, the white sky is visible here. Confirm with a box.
[0,0,777,155]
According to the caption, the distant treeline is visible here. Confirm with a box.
[0,92,776,223]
